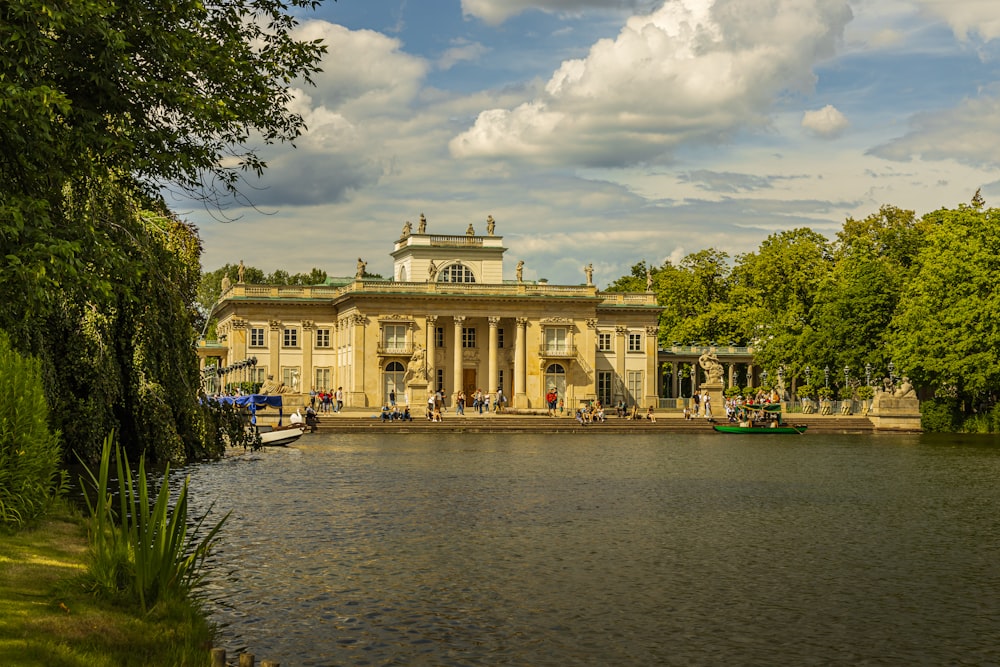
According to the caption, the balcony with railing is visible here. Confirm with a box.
[538,344,578,358]
[377,342,413,357]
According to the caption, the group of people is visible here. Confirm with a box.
[683,390,714,420]
[309,387,344,413]
[379,404,413,422]
[573,400,657,424]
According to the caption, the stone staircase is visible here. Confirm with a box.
[304,410,877,435]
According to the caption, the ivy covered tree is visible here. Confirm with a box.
[1,0,327,462]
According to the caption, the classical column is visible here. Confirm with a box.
[644,326,658,406]
[350,313,367,407]
[615,325,627,404]
[488,316,500,402]
[514,317,527,407]
[727,363,735,388]
[268,319,282,386]
[425,315,437,392]
[671,361,679,399]
[452,315,465,404]
[301,320,314,395]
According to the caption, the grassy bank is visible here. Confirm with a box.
[0,502,213,667]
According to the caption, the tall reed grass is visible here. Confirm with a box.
[80,432,229,611]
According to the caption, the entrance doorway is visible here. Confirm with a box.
[463,368,477,396]
[544,363,567,406]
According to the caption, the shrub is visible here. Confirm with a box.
[0,331,66,529]
[920,398,960,433]
[80,432,229,611]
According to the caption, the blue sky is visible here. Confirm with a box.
[185,0,1000,286]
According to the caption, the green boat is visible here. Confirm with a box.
[712,403,808,435]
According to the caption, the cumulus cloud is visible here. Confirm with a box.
[868,93,1000,168]
[911,0,1000,41]
[228,20,432,207]
[802,105,849,138]
[461,0,658,26]
[450,0,853,167]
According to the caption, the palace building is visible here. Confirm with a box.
[199,218,663,411]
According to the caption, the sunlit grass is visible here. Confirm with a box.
[0,502,215,666]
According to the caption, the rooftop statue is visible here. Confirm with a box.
[486,215,495,235]
[466,223,475,236]
[418,213,427,234]
[356,258,366,279]
[401,220,412,238]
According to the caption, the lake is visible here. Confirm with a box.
[184,432,1000,666]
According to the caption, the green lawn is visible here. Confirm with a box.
[0,504,213,667]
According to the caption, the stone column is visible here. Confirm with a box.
[425,315,437,392]
[514,317,527,407]
[452,316,465,405]
[671,361,679,399]
[488,316,500,403]
[268,320,282,388]
[644,326,658,407]
[615,325,627,405]
[349,313,367,407]
[727,363,735,389]
[301,320,314,395]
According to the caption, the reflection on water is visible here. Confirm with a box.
[183,433,1000,666]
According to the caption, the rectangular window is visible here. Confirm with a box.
[435,327,444,348]
[252,368,266,384]
[462,327,476,348]
[436,369,444,393]
[545,327,567,353]
[628,332,642,352]
[315,367,331,390]
[383,324,407,352]
[283,328,298,348]
[627,370,643,403]
[497,370,505,395]
[250,327,266,347]
[597,332,612,352]
[598,371,613,405]
[282,367,301,391]
[497,328,504,349]
[315,328,331,348]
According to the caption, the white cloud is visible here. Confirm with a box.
[802,105,850,138]
[869,92,1000,168]
[437,42,490,71]
[461,0,657,26]
[451,0,853,166]
[911,0,1000,41]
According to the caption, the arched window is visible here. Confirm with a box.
[439,263,476,283]
[545,363,566,406]
[397,266,407,282]
[384,361,405,405]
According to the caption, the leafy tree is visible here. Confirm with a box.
[1,0,327,462]
[889,199,1000,415]
[808,205,923,380]
[729,228,833,378]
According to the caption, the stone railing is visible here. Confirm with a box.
[377,343,413,356]
[538,344,578,358]
[227,282,648,302]
[598,292,658,305]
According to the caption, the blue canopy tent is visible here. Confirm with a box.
[214,394,286,425]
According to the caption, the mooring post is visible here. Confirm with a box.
[210,648,226,667]
[239,653,255,667]
[262,661,280,667]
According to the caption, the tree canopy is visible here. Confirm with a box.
[609,194,1000,431]
[1,0,328,462]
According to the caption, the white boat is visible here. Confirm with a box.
[215,393,308,446]
[256,423,307,446]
